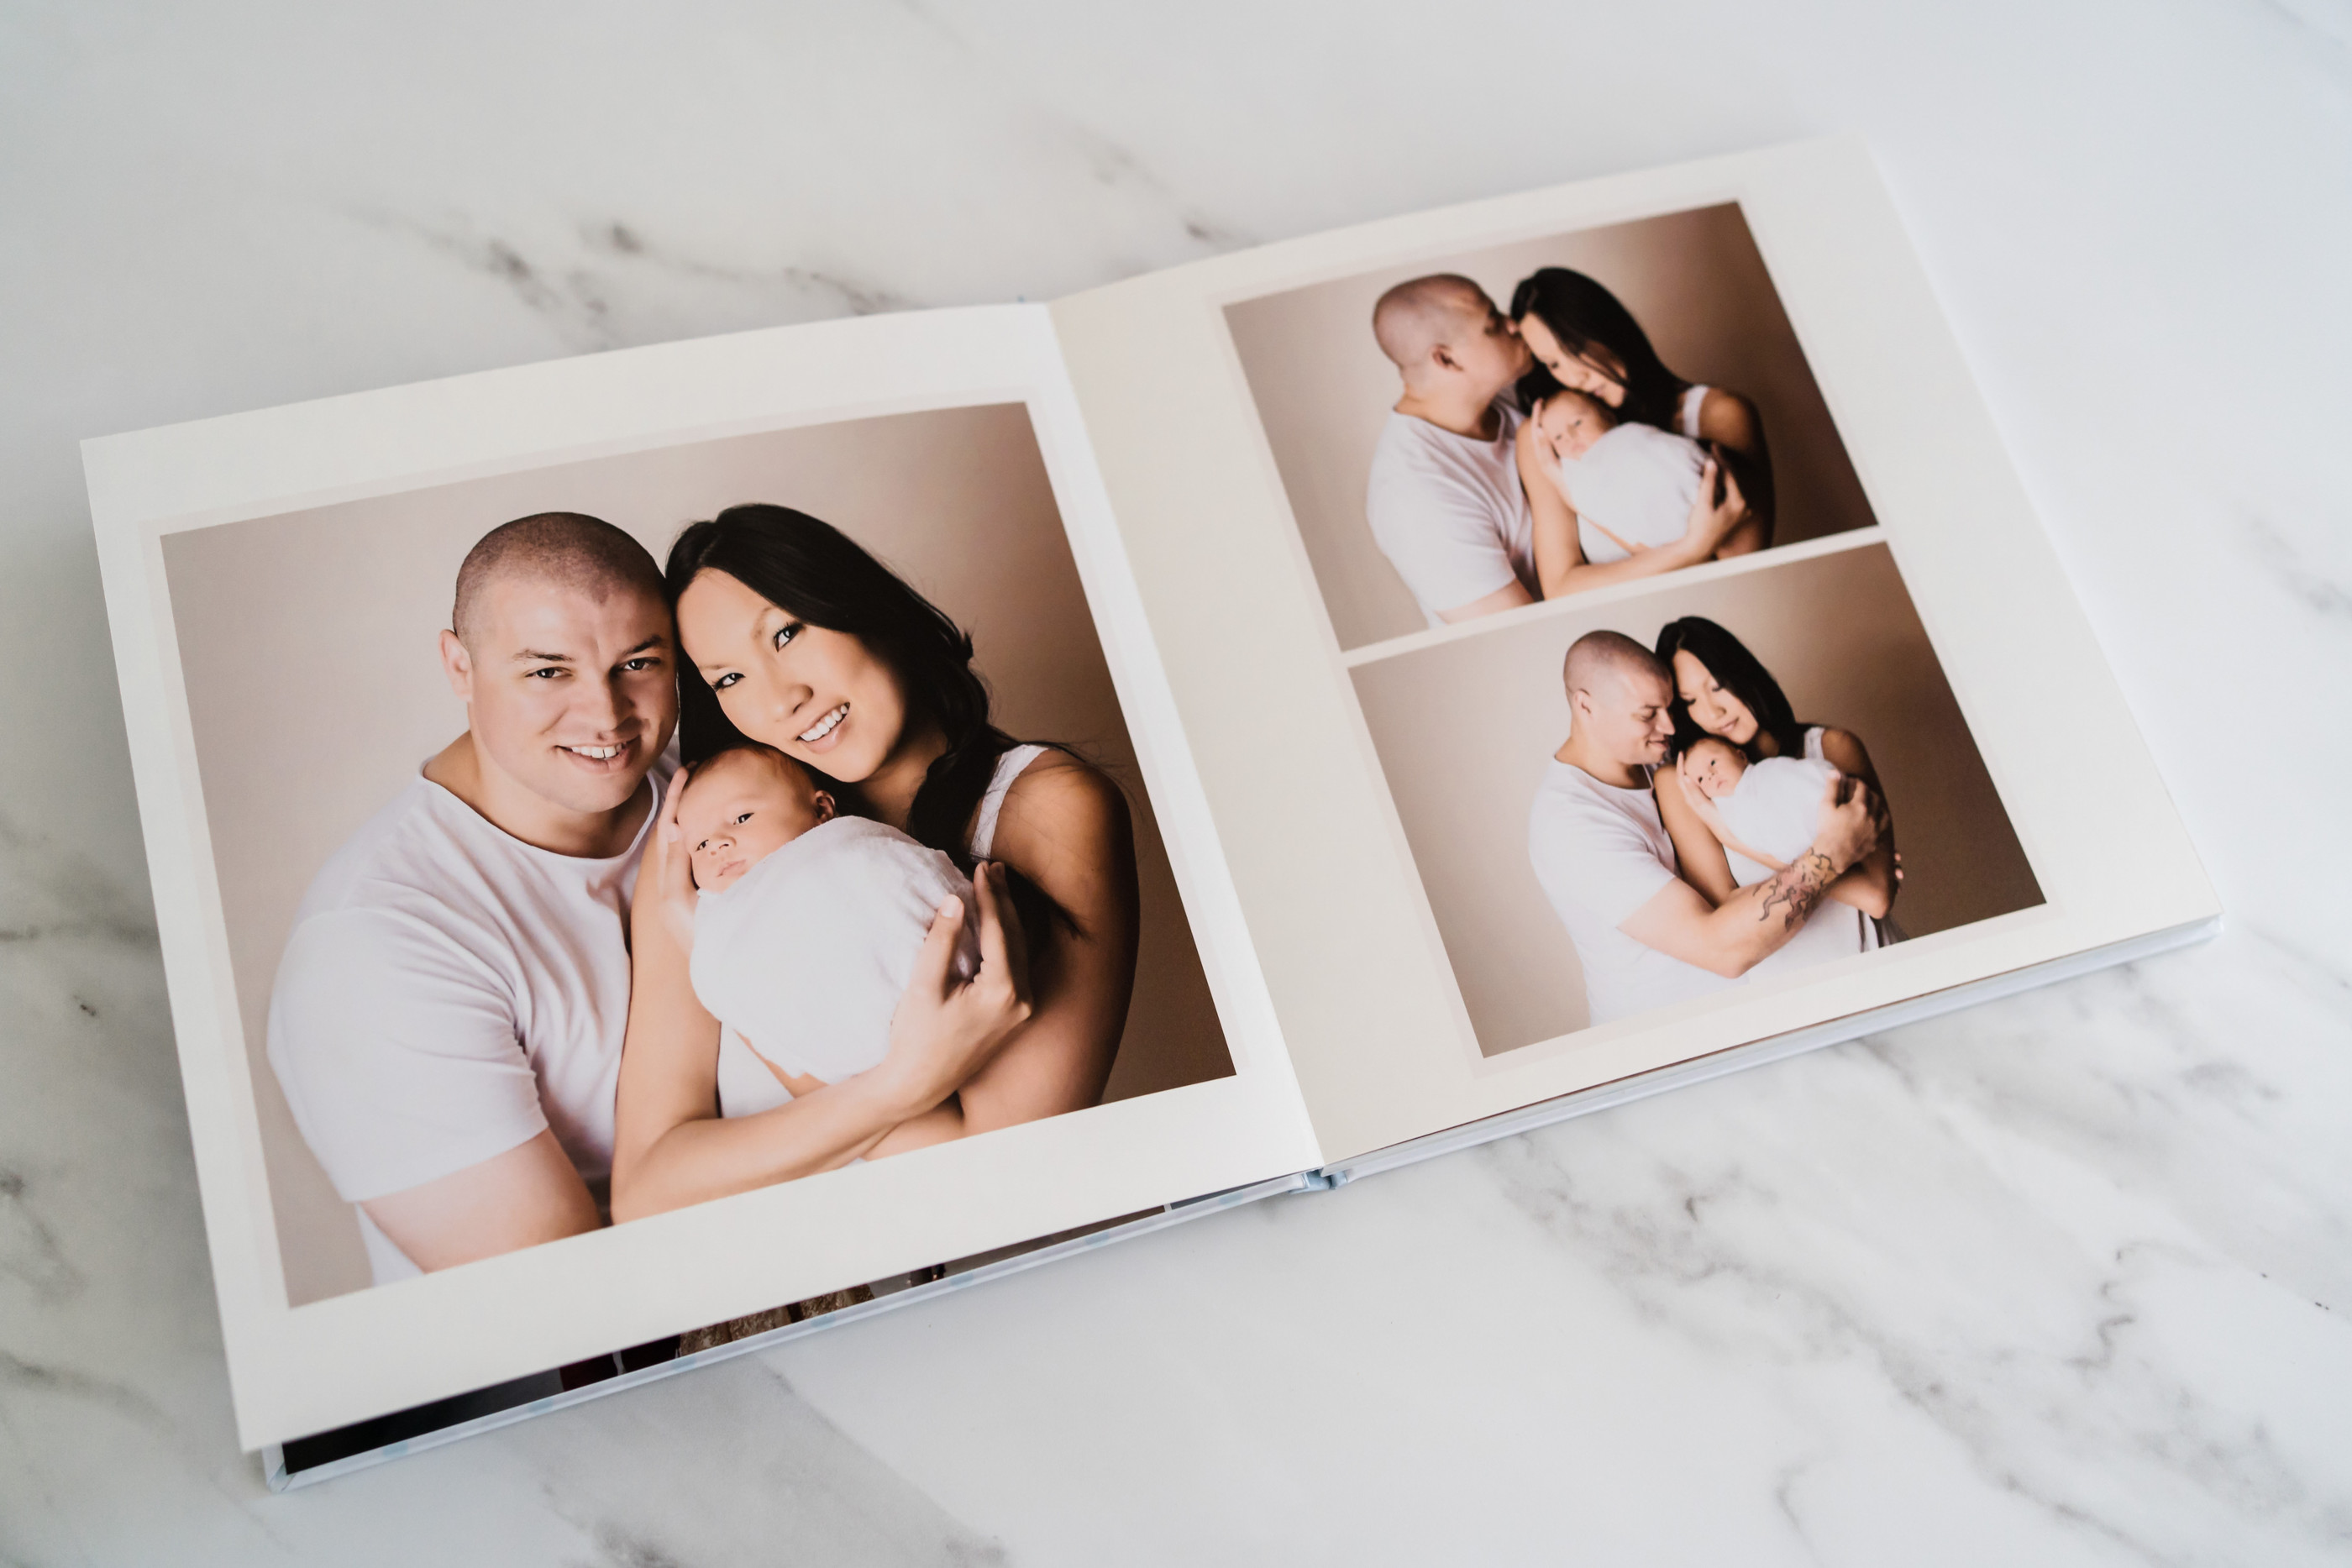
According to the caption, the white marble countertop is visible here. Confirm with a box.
[6,3,2350,1562]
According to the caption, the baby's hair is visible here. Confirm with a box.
[1684,733,1742,758]
[684,741,817,795]
[1541,385,1613,417]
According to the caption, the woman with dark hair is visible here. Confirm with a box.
[610,506,1137,1219]
[1509,268,1773,597]
[1651,616,1899,964]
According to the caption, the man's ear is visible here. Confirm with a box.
[811,789,836,824]
[438,629,474,702]
[1429,341,1461,375]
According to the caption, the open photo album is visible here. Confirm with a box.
[84,139,2218,1481]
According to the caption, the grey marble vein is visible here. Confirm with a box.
[350,209,922,354]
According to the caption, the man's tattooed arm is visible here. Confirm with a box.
[1750,850,1837,932]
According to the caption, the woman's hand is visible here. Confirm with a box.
[633,763,700,954]
[866,862,1034,1122]
[1672,454,1750,564]
[1674,752,1712,818]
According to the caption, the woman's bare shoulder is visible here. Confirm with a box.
[1815,726,1875,774]
[1695,386,1763,449]
[994,753,1131,866]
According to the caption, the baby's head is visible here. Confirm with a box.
[1533,387,1617,462]
[1682,734,1750,801]
[679,743,836,893]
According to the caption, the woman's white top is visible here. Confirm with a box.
[972,743,1049,859]
[1728,728,1882,976]
[1555,422,1708,564]
[712,743,1046,1116]
[696,816,978,1088]
[1676,383,1711,439]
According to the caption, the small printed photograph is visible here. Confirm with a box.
[1224,202,1879,652]
[160,401,1231,1304]
[1348,543,2041,1055]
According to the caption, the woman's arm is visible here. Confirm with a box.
[1521,422,1589,595]
[610,774,1034,1222]
[953,755,1138,1132]
[1816,728,1897,919]
[1518,422,1749,599]
[1655,756,1742,909]
[1693,390,1774,554]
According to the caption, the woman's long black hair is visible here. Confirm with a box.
[1509,267,1685,432]
[1653,616,1809,762]
[664,504,1059,935]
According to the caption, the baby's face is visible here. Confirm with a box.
[1535,390,1612,462]
[680,749,834,892]
[1685,740,1748,800]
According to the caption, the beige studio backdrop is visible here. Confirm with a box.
[162,401,1232,1306]
[1224,202,1882,652]
[1348,541,2043,1057]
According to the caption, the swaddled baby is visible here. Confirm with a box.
[681,743,979,1086]
[1530,387,1709,563]
[1680,733,1837,882]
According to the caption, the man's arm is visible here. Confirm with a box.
[1620,774,1877,976]
[1370,445,1538,624]
[269,905,602,1277]
[361,1129,601,1272]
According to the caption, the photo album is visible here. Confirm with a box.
[85,138,2218,1484]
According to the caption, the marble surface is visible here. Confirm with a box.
[5,0,2350,1561]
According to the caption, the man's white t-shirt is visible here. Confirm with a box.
[1526,759,1736,1026]
[267,763,669,1285]
[1366,401,1536,627]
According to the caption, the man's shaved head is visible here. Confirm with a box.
[453,512,665,648]
[1559,630,1677,774]
[1564,629,1668,698]
[1373,275,1490,373]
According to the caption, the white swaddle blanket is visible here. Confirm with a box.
[690,815,979,1084]
[1555,422,1707,563]
[1714,754,1836,881]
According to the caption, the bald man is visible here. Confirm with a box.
[1365,274,1538,627]
[267,513,678,1284]
[1526,632,1878,1025]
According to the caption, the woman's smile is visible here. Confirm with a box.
[797,701,849,750]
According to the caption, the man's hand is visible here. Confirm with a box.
[1809,769,1879,875]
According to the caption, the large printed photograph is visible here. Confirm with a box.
[1224,202,1879,652]
[1349,543,2043,1055]
[162,401,1232,1305]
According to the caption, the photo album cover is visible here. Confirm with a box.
[84,139,2218,1483]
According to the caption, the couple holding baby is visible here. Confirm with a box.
[1366,268,1771,627]
[268,507,1133,1286]
[1526,621,1901,1027]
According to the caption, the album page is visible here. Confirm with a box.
[87,303,1322,1446]
[1047,138,2218,1167]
